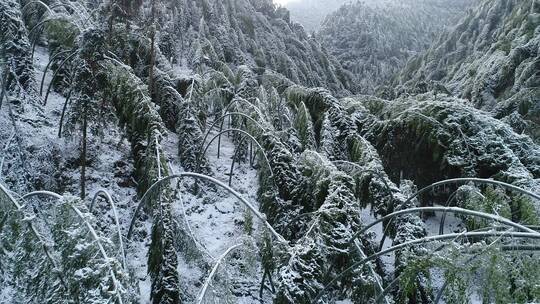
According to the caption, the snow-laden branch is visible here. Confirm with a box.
[126,172,286,243]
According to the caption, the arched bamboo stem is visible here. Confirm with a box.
[39,50,72,95]
[0,185,69,291]
[349,206,539,248]
[201,112,267,161]
[21,190,124,304]
[414,178,540,205]
[221,97,265,121]
[197,128,274,179]
[355,178,540,252]
[196,243,242,304]
[58,81,74,138]
[313,231,540,303]
[21,0,53,17]
[44,51,78,105]
[126,172,286,243]
[89,190,127,270]
[228,135,249,186]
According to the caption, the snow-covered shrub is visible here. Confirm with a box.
[275,170,378,303]
[1,193,134,302]
[0,0,35,98]
[177,99,209,173]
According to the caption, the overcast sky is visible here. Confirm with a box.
[274,0,300,6]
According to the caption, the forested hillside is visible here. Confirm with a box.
[395,0,540,143]
[0,0,539,303]
[318,0,478,94]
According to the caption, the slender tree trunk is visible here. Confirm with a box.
[80,99,87,199]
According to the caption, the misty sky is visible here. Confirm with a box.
[274,0,300,5]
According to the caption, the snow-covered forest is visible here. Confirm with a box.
[0,0,539,303]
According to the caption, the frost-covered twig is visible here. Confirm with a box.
[196,243,242,304]
[89,190,127,270]
[127,172,287,243]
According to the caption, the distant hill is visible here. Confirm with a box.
[317,0,478,94]
[285,0,349,32]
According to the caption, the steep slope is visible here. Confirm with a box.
[395,0,540,142]
[168,0,356,96]
[318,0,477,94]
[1,0,540,303]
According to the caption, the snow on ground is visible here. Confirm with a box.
[162,121,267,303]
[1,47,146,302]
[360,204,395,274]
[425,204,465,235]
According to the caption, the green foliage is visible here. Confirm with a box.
[398,256,434,303]
[496,38,512,55]
[1,195,133,303]
[243,207,254,235]
[513,195,540,225]
[45,19,78,51]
